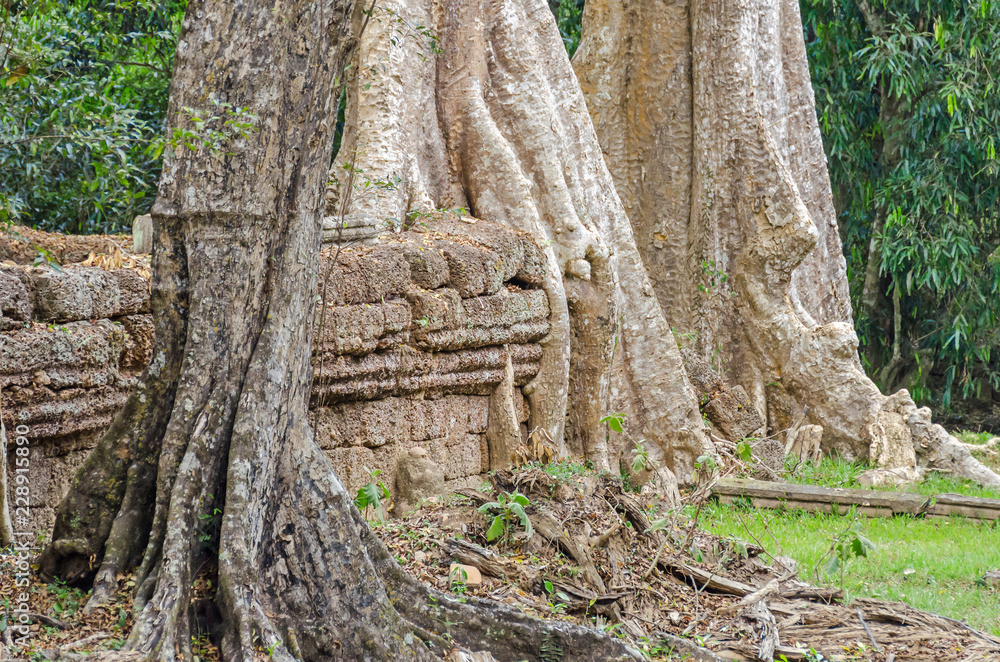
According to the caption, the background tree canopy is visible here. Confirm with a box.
[2,0,998,417]
[801,0,1000,409]
[0,0,184,234]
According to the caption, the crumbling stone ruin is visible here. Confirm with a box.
[1,219,549,532]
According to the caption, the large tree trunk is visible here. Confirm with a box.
[326,0,714,482]
[573,0,1000,487]
[36,0,643,659]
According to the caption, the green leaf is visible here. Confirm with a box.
[511,492,530,507]
[824,555,841,577]
[852,534,875,557]
[486,515,505,541]
[600,413,625,433]
[355,483,382,511]
[478,501,502,514]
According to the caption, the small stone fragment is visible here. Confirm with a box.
[448,563,482,587]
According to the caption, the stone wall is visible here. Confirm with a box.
[1,219,549,532]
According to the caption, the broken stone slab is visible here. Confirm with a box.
[321,212,382,244]
[392,446,445,516]
[396,242,451,289]
[0,266,32,330]
[713,478,1000,521]
[132,214,153,253]
[314,300,411,355]
[436,240,505,298]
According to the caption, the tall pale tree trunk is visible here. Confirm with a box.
[573,0,1000,487]
[37,0,642,659]
[327,0,714,482]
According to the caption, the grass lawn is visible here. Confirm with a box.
[700,435,1000,636]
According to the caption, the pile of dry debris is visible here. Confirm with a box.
[378,466,1000,662]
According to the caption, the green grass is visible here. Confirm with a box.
[955,430,995,445]
[701,501,1000,636]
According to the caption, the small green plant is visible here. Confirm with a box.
[671,327,698,348]
[817,515,875,590]
[693,453,718,482]
[354,467,391,523]
[629,440,657,474]
[698,259,728,293]
[448,566,469,594]
[478,491,533,542]
[600,412,625,433]
[735,439,754,463]
[542,580,571,614]
[46,578,86,618]
[533,457,590,482]
[31,246,65,272]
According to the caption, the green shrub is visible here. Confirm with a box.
[802,0,1000,404]
[1,0,185,234]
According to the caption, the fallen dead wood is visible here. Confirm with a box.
[532,509,608,592]
[856,605,881,652]
[718,578,779,616]
[747,601,779,661]
[712,478,1000,521]
[601,486,652,534]
[59,632,112,651]
[28,612,72,630]
[380,466,1000,662]
[662,558,757,597]
[538,576,629,613]
[443,538,538,587]
[776,583,843,603]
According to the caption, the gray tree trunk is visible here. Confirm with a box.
[573,0,1000,487]
[327,0,714,483]
[36,0,642,659]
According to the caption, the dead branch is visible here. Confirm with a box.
[718,578,780,616]
[856,606,881,652]
[27,612,71,630]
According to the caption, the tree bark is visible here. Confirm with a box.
[573,0,1000,487]
[0,391,14,546]
[38,0,645,659]
[326,0,715,482]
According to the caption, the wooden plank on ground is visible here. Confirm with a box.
[712,478,1000,522]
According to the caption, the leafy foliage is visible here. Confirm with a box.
[802,0,1000,404]
[355,468,391,522]
[0,0,185,234]
[478,490,533,542]
[818,515,875,590]
[553,0,583,57]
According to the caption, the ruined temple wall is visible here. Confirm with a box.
[1,219,548,532]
